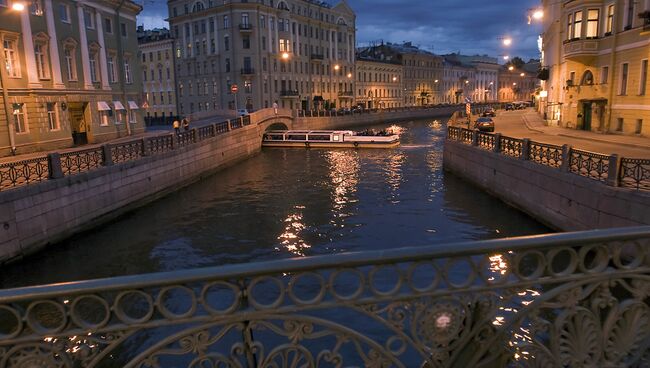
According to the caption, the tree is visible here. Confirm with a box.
[508,57,525,69]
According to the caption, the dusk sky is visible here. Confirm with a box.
[137,0,542,60]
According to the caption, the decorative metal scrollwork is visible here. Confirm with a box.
[569,149,609,182]
[528,142,562,168]
[60,148,104,176]
[0,157,49,191]
[500,136,523,158]
[111,141,144,164]
[620,158,650,190]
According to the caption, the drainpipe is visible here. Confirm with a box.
[115,0,131,136]
[0,51,16,155]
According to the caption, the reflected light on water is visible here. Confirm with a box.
[277,209,311,256]
[383,152,405,202]
[326,150,360,212]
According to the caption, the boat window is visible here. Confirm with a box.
[333,135,340,141]
[287,134,307,140]
[266,134,284,140]
[308,135,331,141]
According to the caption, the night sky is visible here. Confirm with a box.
[137,0,542,60]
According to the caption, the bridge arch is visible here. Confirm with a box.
[265,122,289,131]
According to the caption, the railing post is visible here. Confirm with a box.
[471,130,479,146]
[102,144,114,166]
[606,154,621,187]
[239,117,244,128]
[141,138,149,157]
[521,138,530,160]
[227,120,232,131]
[169,134,176,150]
[47,152,63,179]
[211,124,216,137]
[493,133,501,153]
[560,144,571,172]
[192,128,198,143]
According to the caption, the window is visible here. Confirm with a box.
[640,60,648,95]
[225,58,230,72]
[129,110,136,124]
[34,43,50,79]
[120,23,127,37]
[59,3,70,23]
[29,0,43,15]
[84,9,95,29]
[124,58,132,84]
[625,0,634,29]
[601,66,609,84]
[104,18,113,33]
[605,5,614,34]
[224,35,229,51]
[620,62,629,95]
[64,46,76,80]
[47,103,59,130]
[586,9,599,38]
[573,11,583,39]
[4,39,20,77]
[243,36,250,49]
[107,55,116,83]
[616,117,623,131]
[13,103,27,133]
[223,15,230,28]
[100,110,110,126]
[89,50,99,83]
[242,13,249,26]
[279,38,289,52]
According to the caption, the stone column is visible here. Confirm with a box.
[206,17,211,55]
[20,7,41,88]
[188,21,194,58]
[77,4,93,89]
[95,10,110,90]
[44,0,64,88]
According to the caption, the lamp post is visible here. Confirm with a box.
[0,2,25,155]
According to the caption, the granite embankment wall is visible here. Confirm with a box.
[0,107,458,264]
[443,140,650,231]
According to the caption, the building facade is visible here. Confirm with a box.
[541,0,650,134]
[440,58,475,104]
[498,63,539,103]
[137,27,178,124]
[354,57,403,109]
[443,53,500,103]
[0,0,144,157]
[167,0,356,115]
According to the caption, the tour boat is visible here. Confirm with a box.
[262,129,400,149]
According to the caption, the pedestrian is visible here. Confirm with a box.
[273,101,278,114]
[182,118,190,132]
[172,119,180,135]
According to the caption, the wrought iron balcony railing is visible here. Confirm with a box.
[0,226,649,366]
[238,23,253,31]
[280,89,299,97]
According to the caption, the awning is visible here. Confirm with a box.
[97,101,111,111]
[128,101,139,109]
[113,101,126,110]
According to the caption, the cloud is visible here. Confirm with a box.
[138,0,541,59]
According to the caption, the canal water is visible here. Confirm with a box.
[0,117,550,289]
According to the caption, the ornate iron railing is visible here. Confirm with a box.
[499,136,523,158]
[459,128,473,144]
[476,132,495,151]
[111,141,144,164]
[242,115,251,126]
[230,118,243,130]
[569,149,610,182]
[528,141,562,168]
[0,156,49,191]
[445,126,650,191]
[197,125,215,141]
[177,131,194,147]
[0,227,648,367]
[60,148,104,176]
[620,158,650,190]
[149,135,174,155]
[215,121,230,135]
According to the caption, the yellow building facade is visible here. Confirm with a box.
[542,0,650,134]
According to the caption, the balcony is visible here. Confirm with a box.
[310,54,324,62]
[563,38,600,63]
[280,90,300,98]
[641,11,650,34]
[240,68,255,76]
[338,91,354,99]
[239,23,253,32]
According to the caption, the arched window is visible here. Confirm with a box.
[277,1,289,10]
[33,32,50,80]
[580,70,594,85]
[192,1,205,12]
[337,17,347,26]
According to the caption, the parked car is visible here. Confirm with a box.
[474,117,495,132]
[482,108,496,117]
[237,109,249,116]
[504,103,515,111]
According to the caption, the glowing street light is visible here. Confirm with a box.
[393,76,397,82]
[503,55,510,60]
[12,2,25,11]
[434,79,439,83]
[502,38,512,46]
[281,52,290,60]
[508,66,515,71]
[520,72,525,77]
[532,9,544,20]
[334,64,340,71]
[347,72,352,78]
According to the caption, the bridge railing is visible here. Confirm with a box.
[447,126,650,191]
[0,226,648,367]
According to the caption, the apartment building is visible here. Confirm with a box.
[443,53,500,103]
[137,27,178,124]
[0,0,144,157]
[355,49,403,108]
[498,61,540,103]
[167,0,356,115]
[541,0,650,134]
[440,58,475,104]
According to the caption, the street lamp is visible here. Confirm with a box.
[281,52,290,60]
[520,72,525,77]
[508,66,515,71]
[1,2,25,155]
[502,37,512,46]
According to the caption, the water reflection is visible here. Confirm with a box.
[277,208,311,256]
